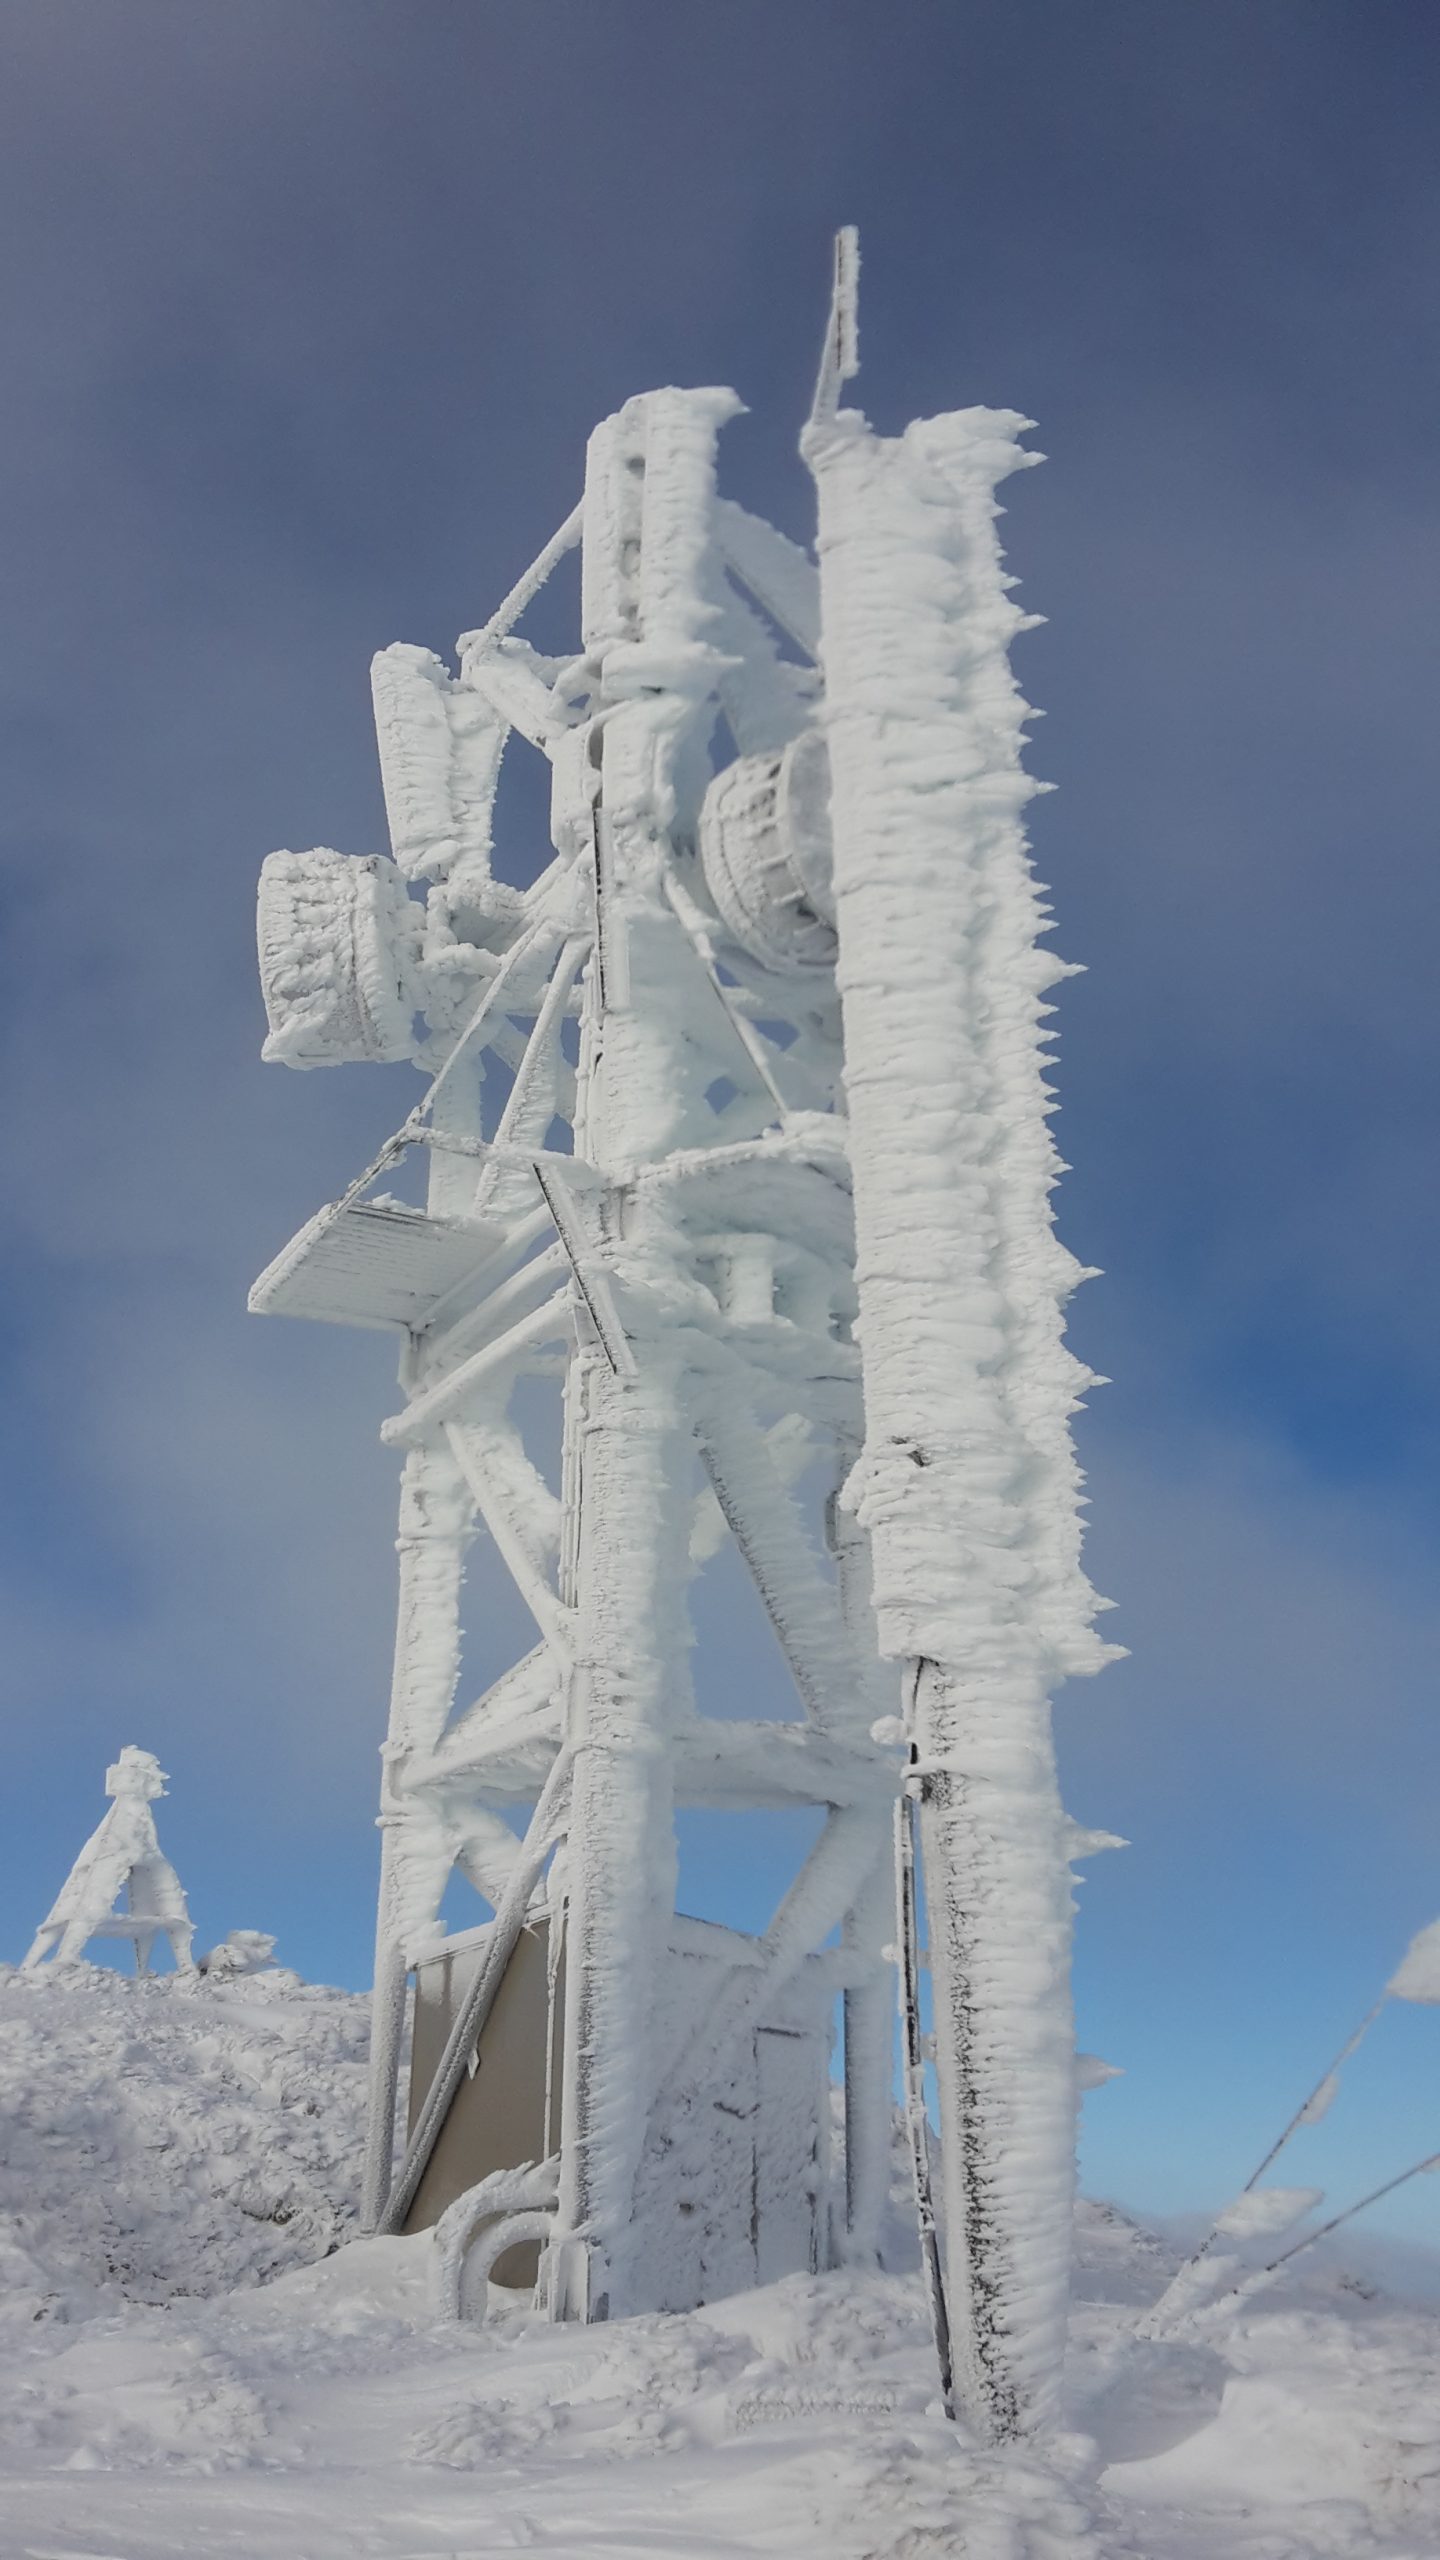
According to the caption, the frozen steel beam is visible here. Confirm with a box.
[804,276,1115,2439]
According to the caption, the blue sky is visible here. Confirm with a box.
[2,3,1436,2246]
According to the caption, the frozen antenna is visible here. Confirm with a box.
[25,1747,195,1976]
[250,231,1115,2443]
[811,222,860,423]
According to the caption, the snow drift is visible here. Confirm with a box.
[3,1966,1439,2558]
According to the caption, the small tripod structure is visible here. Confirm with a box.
[251,234,1114,2442]
[24,1746,195,1976]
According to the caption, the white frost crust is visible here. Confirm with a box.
[371,642,508,887]
[804,404,1112,1685]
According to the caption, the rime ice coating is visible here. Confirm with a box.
[1388,1916,1440,2003]
[805,404,1108,1681]
[806,397,1117,2438]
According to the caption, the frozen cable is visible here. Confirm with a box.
[1147,1967,1412,2329]
[1200,2148,1440,2322]
[895,1696,958,2423]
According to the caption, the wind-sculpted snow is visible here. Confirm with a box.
[2,1973,1438,2557]
[0,1963,369,2311]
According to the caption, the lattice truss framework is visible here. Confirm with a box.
[254,381,898,2283]
[251,244,1115,2443]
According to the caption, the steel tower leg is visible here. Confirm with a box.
[361,1437,472,2231]
[549,1359,695,2319]
[805,243,1112,2439]
[912,1662,1076,2437]
[546,388,752,2315]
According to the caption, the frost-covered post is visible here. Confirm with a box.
[804,237,1114,2440]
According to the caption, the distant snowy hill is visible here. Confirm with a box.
[2,1964,1438,2558]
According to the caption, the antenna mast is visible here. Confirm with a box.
[250,235,1114,2441]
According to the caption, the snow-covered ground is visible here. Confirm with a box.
[3,1965,1437,2558]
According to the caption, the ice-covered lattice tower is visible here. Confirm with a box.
[24,1747,195,1975]
[250,235,1114,2442]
